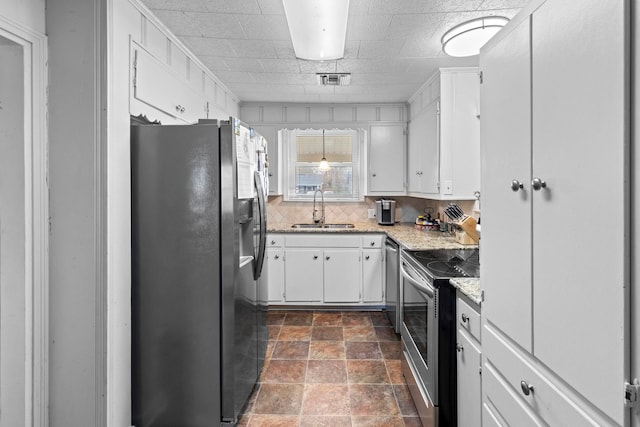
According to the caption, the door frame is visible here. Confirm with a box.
[0,16,49,427]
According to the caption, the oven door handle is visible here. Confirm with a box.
[401,262,434,298]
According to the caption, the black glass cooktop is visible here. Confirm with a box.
[406,249,480,279]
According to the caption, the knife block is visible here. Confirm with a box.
[454,216,479,243]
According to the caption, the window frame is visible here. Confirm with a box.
[281,127,366,202]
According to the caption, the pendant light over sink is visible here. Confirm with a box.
[441,16,509,57]
[318,129,330,172]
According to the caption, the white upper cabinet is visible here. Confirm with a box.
[408,68,481,200]
[367,124,406,195]
[480,0,628,424]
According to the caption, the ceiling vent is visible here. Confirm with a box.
[316,73,351,86]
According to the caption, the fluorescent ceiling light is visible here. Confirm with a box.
[282,0,350,61]
[442,16,509,57]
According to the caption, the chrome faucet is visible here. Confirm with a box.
[312,188,325,226]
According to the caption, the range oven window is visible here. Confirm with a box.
[403,280,430,360]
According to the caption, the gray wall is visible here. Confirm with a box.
[0,40,26,427]
[47,0,108,425]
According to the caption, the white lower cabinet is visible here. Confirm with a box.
[283,249,323,302]
[266,248,284,302]
[362,249,383,302]
[456,292,482,427]
[324,249,361,303]
[266,233,384,306]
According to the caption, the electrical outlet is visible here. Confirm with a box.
[368,209,376,219]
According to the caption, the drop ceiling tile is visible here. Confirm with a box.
[357,40,406,59]
[349,0,373,15]
[477,0,529,10]
[337,58,412,74]
[223,57,266,72]
[227,39,279,58]
[153,10,245,38]
[346,15,392,41]
[180,36,235,56]
[386,13,445,40]
[257,0,286,14]
[143,0,210,12]
[353,71,432,85]
[236,14,291,40]
[298,60,338,74]
[272,40,297,59]
[319,93,352,103]
[304,85,337,95]
[368,0,483,14]
[259,58,301,73]
[250,72,316,85]
[201,0,262,14]
[398,34,445,57]
[211,70,256,83]
[198,55,231,71]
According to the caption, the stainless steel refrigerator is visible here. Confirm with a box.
[131,118,268,426]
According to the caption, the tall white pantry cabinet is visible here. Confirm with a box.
[480,0,630,426]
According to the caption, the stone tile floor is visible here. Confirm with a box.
[237,310,421,427]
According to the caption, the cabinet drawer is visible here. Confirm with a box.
[483,324,609,426]
[285,234,361,248]
[457,295,481,342]
[482,361,545,427]
[362,235,383,248]
[267,234,284,247]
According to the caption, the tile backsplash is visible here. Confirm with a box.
[267,196,478,224]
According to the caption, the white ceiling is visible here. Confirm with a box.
[140,0,528,104]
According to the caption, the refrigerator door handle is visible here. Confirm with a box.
[253,171,267,280]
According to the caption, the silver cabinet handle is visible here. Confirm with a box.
[274,254,280,260]
[313,255,319,260]
[461,313,469,323]
[511,179,524,191]
[271,240,276,245]
[326,256,331,260]
[532,177,547,191]
[370,242,375,246]
[365,255,370,260]
[520,380,534,396]
[456,344,464,352]
[372,173,377,177]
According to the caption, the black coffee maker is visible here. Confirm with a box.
[375,199,396,225]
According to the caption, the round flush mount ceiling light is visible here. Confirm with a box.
[442,16,509,57]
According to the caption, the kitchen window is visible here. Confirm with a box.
[281,128,364,201]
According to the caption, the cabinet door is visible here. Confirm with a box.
[479,16,533,352]
[368,125,405,193]
[266,248,284,302]
[284,249,322,302]
[132,46,207,123]
[323,249,360,303]
[456,329,481,427]
[420,100,440,196]
[531,0,627,421]
[362,249,383,302]
[408,101,439,196]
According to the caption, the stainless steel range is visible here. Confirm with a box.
[400,248,479,427]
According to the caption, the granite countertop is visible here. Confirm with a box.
[267,221,478,251]
[450,278,481,305]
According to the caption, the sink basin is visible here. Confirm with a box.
[291,223,355,229]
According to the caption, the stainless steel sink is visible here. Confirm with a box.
[291,223,355,229]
